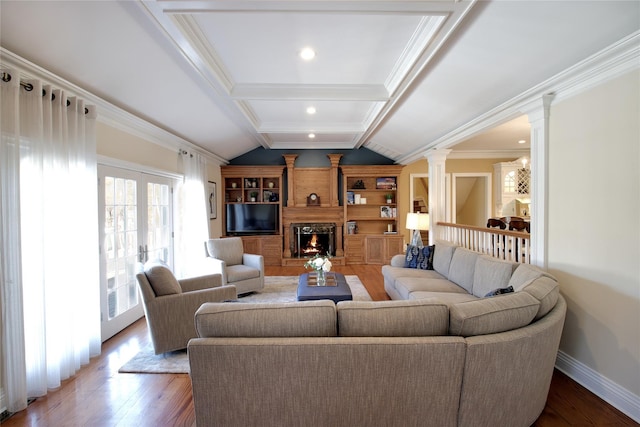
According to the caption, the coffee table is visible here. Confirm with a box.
[297,272,352,303]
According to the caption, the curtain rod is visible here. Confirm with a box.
[1,71,89,114]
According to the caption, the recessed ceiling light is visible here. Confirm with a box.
[518,139,526,144]
[300,47,316,61]
[306,106,316,115]
[308,133,316,139]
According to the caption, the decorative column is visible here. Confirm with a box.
[522,93,554,268]
[282,154,298,259]
[283,154,298,207]
[425,148,451,245]
[327,154,343,207]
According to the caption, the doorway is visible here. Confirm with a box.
[98,165,175,341]
[451,173,492,227]
[409,173,429,213]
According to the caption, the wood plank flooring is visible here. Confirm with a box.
[3,265,637,426]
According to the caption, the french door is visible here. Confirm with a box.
[98,165,175,341]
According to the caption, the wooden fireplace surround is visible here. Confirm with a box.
[281,154,344,265]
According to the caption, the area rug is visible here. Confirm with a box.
[118,275,370,374]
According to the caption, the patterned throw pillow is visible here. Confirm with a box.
[404,245,435,270]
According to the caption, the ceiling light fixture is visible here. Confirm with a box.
[518,139,526,144]
[308,133,316,139]
[306,106,316,115]
[300,47,316,61]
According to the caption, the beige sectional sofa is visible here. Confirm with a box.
[382,240,560,319]
[188,243,566,427]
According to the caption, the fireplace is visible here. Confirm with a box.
[292,223,336,258]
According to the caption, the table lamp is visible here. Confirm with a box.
[406,212,429,247]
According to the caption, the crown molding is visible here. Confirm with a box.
[395,31,640,165]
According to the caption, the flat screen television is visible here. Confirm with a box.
[226,204,279,235]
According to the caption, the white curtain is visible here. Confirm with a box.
[174,151,209,278]
[0,70,101,412]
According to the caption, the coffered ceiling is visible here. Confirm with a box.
[138,0,475,156]
[1,1,638,163]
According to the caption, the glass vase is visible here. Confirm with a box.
[316,269,326,286]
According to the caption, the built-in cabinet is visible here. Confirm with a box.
[494,159,531,218]
[341,165,404,264]
[220,163,405,265]
[223,174,282,204]
[365,235,405,265]
[239,235,282,266]
[221,166,284,266]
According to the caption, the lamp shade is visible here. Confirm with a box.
[406,212,429,231]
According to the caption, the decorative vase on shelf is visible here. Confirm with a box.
[268,182,274,188]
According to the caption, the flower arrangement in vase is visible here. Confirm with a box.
[304,253,332,285]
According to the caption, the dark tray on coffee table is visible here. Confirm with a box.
[297,272,352,303]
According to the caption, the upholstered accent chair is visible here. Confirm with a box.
[135,262,237,354]
[204,237,265,295]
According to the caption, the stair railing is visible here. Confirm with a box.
[435,222,531,264]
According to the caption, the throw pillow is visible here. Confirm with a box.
[484,286,514,297]
[404,245,434,270]
[472,255,518,298]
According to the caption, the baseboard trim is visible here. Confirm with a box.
[556,350,640,423]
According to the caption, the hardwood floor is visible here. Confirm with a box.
[3,265,637,426]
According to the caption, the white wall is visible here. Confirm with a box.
[548,70,640,400]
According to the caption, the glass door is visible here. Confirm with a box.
[98,165,174,341]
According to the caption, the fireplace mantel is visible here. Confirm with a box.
[283,207,344,259]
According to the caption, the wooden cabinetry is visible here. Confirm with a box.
[365,235,404,264]
[223,171,282,205]
[221,166,285,265]
[344,230,404,265]
[344,235,365,264]
[239,235,282,266]
[341,165,404,264]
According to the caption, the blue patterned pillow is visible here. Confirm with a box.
[404,245,434,270]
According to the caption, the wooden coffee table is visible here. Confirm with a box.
[297,272,352,303]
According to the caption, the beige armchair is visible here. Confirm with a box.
[135,262,237,354]
[204,237,265,295]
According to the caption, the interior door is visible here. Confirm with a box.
[98,165,174,341]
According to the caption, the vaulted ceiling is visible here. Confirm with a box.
[1,1,638,164]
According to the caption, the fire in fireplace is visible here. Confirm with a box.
[301,233,325,255]
[292,223,336,258]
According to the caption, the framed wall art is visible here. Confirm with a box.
[208,181,217,220]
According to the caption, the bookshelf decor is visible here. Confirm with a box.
[342,165,404,264]
[376,177,397,190]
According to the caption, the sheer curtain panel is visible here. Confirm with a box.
[0,70,101,413]
[174,151,209,278]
